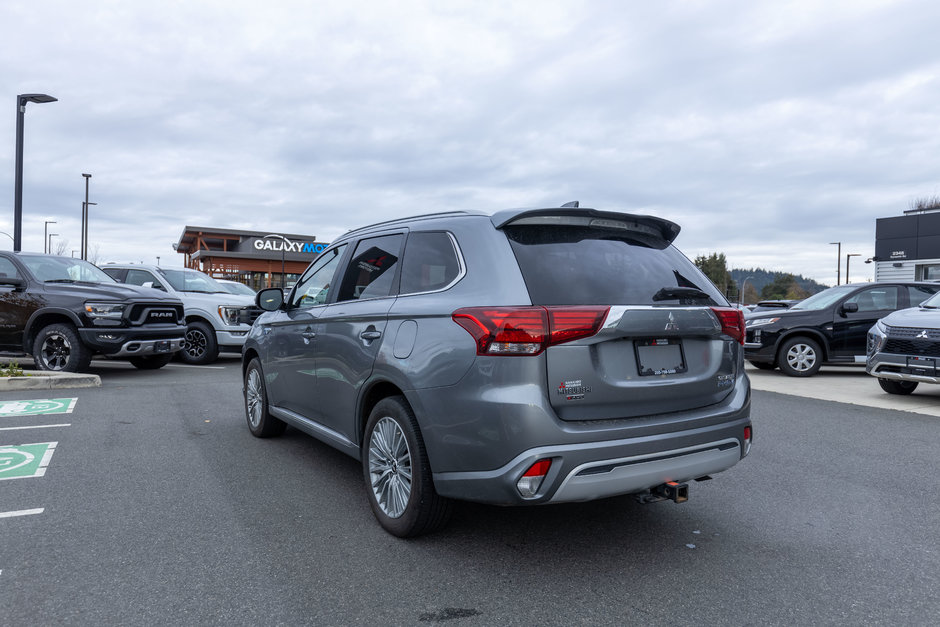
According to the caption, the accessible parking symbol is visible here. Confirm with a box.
[0,398,77,416]
[0,442,57,480]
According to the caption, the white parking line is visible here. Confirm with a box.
[0,424,72,431]
[0,508,44,519]
[164,363,226,370]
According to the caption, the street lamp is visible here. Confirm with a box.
[44,220,56,253]
[81,173,94,260]
[846,253,861,284]
[739,275,755,305]
[829,242,841,285]
[47,232,58,255]
[263,233,290,288]
[13,93,57,251]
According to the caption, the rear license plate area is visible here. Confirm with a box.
[635,338,687,376]
[907,355,937,376]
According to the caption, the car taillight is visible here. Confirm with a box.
[516,459,552,497]
[453,306,609,356]
[711,307,745,345]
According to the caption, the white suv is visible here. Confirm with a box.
[102,264,255,364]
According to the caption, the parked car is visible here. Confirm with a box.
[867,290,940,394]
[0,252,185,371]
[217,279,257,297]
[101,264,257,365]
[745,282,939,376]
[242,203,752,537]
[747,299,801,314]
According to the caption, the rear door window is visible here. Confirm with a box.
[336,234,404,302]
[504,225,724,306]
[907,285,938,306]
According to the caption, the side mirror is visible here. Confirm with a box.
[840,302,859,315]
[256,287,284,311]
[0,276,26,289]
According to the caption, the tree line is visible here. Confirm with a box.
[693,253,828,304]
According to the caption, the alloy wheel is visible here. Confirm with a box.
[368,417,413,519]
[40,332,72,370]
[246,367,263,429]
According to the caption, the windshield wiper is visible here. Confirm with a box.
[652,286,712,302]
[43,278,78,283]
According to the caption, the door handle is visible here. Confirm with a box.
[360,330,382,341]
[301,328,316,339]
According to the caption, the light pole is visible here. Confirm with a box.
[263,233,290,288]
[1,231,14,245]
[13,94,57,251]
[829,242,841,285]
[845,253,861,284]
[81,173,93,260]
[44,220,56,253]
[47,232,58,255]
[739,275,755,305]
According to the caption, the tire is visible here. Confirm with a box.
[129,354,174,370]
[32,323,92,372]
[244,358,286,438]
[878,378,918,395]
[362,396,452,538]
[180,320,219,365]
[777,336,822,377]
[749,361,776,371]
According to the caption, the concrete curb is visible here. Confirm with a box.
[0,370,101,391]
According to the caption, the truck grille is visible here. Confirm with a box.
[127,303,184,326]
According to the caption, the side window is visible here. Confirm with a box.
[399,232,461,295]
[845,287,898,312]
[291,244,347,309]
[907,285,938,306]
[336,234,404,302]
[0,257,21,280]
[126,269,164,290]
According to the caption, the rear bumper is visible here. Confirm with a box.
[432,432,748,505]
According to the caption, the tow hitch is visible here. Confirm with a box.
[635,481,690,504]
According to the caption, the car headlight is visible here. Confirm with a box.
[746,317,780,328]
[218,305,246,326]
[867,320,887,356]
[84,302,126,319]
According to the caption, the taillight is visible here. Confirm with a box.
[711,307,745,345]
[516,459,552,497]
[453,306,609,356]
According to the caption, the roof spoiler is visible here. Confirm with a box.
[490,206,681,244]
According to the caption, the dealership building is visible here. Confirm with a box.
[174,226,329,291]
[873,208,940,282]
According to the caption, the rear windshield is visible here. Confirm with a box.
[504,225,726,306]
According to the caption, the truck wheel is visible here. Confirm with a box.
[362,396,452,537]
[129,354,174,370]
[244,358,285,437]
[878,378,918,395]
[32,323,92,372]
[180,321,219,365]
[778,336,822,377]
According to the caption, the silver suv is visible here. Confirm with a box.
[242,204,752,536]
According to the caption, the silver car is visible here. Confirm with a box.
[242,204,752,536]
[867,290,940,394]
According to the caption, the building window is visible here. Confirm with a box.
[918,264,940,280]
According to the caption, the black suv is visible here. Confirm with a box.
[0,252,186,371]
[744,282,939,376]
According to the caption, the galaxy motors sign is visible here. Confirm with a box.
[250,237,328,255]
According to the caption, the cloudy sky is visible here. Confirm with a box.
[2,0,939,284]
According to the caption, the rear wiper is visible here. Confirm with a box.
[652,286,712,302]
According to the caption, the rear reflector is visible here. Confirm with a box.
[710,307,746,345]
[453,306,609,356]
[517,459,552,497]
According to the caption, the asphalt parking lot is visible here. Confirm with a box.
[2,356,938,625]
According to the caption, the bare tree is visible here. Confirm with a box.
[910,196,940,212]
[53,238,70,256]
[87,244,102,265]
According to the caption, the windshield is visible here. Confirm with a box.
[789,285,857,311]
[221,281,256,296]
[21,256,116,283]
[921,291,940,309]
[158,268,228,293]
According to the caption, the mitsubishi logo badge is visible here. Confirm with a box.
[665,312,679,331]
[916,330,929,339]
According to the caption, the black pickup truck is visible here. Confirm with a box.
[0,251,186,372]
